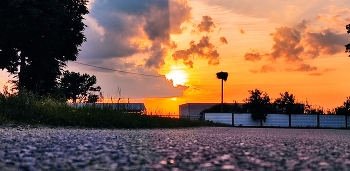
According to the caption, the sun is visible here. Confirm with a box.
[165,66,188,87]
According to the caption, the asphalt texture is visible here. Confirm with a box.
[1,126,350,171]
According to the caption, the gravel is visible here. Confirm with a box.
[1,126,350,170]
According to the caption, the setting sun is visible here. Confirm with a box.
[165,67,188,87]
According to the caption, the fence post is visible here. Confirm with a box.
[289,114,291,128]
[232,113,234,126]
[346,115,348,129]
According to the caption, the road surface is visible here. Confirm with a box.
[1,126,350,170]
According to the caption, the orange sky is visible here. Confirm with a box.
[1,0,350,115]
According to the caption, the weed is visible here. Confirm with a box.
[0,92,222,128]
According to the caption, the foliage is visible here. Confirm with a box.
[59,71,101,103]
[0,0,89,95]
[335,97,350,115]
[216,71,228,81]
[0,92,222,128]
[273,91,304,114]
[304,101,324,114]
[243,89,271,122]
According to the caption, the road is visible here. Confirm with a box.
[1,126,350,170]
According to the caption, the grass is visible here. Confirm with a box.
[0,92,224,128]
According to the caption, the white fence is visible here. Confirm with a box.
[204,113,350,128]
[204,113,233,125]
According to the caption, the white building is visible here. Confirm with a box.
[179,103,220,120]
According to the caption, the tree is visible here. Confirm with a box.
[216,71,228,112]
[274,91,304,114]
[335,97,350,115]
[346,24,350,57]
[59,71,101,103]
[243,89,271,125]
[0,0,89,95]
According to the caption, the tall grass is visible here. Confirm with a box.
[0,92,223,128]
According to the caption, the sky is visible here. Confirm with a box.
[1,0,350,115]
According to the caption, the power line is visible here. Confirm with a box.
[72,61,163,78]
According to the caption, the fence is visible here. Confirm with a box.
[204,113,350,128]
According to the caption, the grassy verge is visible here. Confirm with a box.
[0,93,224,128]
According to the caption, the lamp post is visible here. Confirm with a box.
[216,71,228,112]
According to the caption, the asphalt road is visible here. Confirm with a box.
[1,126,350,170]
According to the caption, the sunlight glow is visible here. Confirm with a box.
[165,66,188,87]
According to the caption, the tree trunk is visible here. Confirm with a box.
[18,54,26,93]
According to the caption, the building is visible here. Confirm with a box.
[179,103,221,120]
[70,103,146,114]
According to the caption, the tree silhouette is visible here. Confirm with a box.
[59,71,101,103]
[274,91,304,114]
[0,0,89,95]
[243,89,271,126]
[346,24,350,57]
[335,97,350,115]
[216,71,228,112]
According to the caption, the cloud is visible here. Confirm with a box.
[249,70,259,74]
[240,29,245,34]
[296,20,309,31]
[260,65,275,73]
[220,37,228,44]
[295,64,317,72]
[172,36,220,67]
[270,26,304,62]
[244,19,349,73]
[197,16,215,32]
[68,62,188,98]
[308,68,335,76]
[304,29,349,58]
[80,0,192,69]
[317,6,350,30]
[244,52,263,62]
[248,65,275,74]
[246,20,348,62]
[309,73,322,76]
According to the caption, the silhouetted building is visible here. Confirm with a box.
[180,103,238,120]
[70,103,146,114]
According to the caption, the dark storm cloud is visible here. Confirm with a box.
[197,16,215,32]
[172,36,220,68]
[80,0,191,69]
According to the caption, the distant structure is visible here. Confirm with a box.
[179,103,237,120]
[70,103,146,115]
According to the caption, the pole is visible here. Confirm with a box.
[221,79,223,112]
